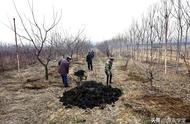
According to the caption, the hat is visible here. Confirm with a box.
[109,57,114,61]
[66,56,72,60]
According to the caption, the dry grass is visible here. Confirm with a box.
[126,71,149,83]
[23,82,48,89]
[142,95,190,118]
[1,53,190,123]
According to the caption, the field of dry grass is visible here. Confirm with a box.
[0,51,190,124]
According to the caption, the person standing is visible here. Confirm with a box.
[58,56,72,87]
[105,57,114,85]
[86,52,93,71]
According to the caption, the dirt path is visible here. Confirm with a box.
[87,54,106,82]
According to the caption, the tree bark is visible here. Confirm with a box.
[45,65,48,80]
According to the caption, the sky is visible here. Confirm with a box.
[0,0,160,44]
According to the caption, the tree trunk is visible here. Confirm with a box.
[188,70,190,78]
[176,31,180,73]
[170,45,173,61]
[185,26,189,58]
[146,40,149,61]
[45,65,48,80]
[176,0,182,73]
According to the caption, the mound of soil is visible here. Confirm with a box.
[59,81,122,109]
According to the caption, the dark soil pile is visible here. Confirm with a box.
[59,81,122,109]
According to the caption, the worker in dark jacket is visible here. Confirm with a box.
[58,56,72,87]
[86,52,93,71]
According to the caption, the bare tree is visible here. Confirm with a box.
[171,0,185,73]
[51,32,66,58]
[147,5,157,63]
[138,16,148,62]
[13,0,61,80]
[128,26,135,60]
[159,0,173,74]
[182,0,190,58]
[181,53,190,77]
[154,15,164,63]
[96,40,111,57]
[133,58,162,88]
[134,22,141,61]
[64,29,85,58]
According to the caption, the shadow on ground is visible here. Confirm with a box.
[59,81,122,109]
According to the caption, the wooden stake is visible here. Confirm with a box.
[13,18,20,79]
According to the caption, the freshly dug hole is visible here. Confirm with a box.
[59,81,122,109]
